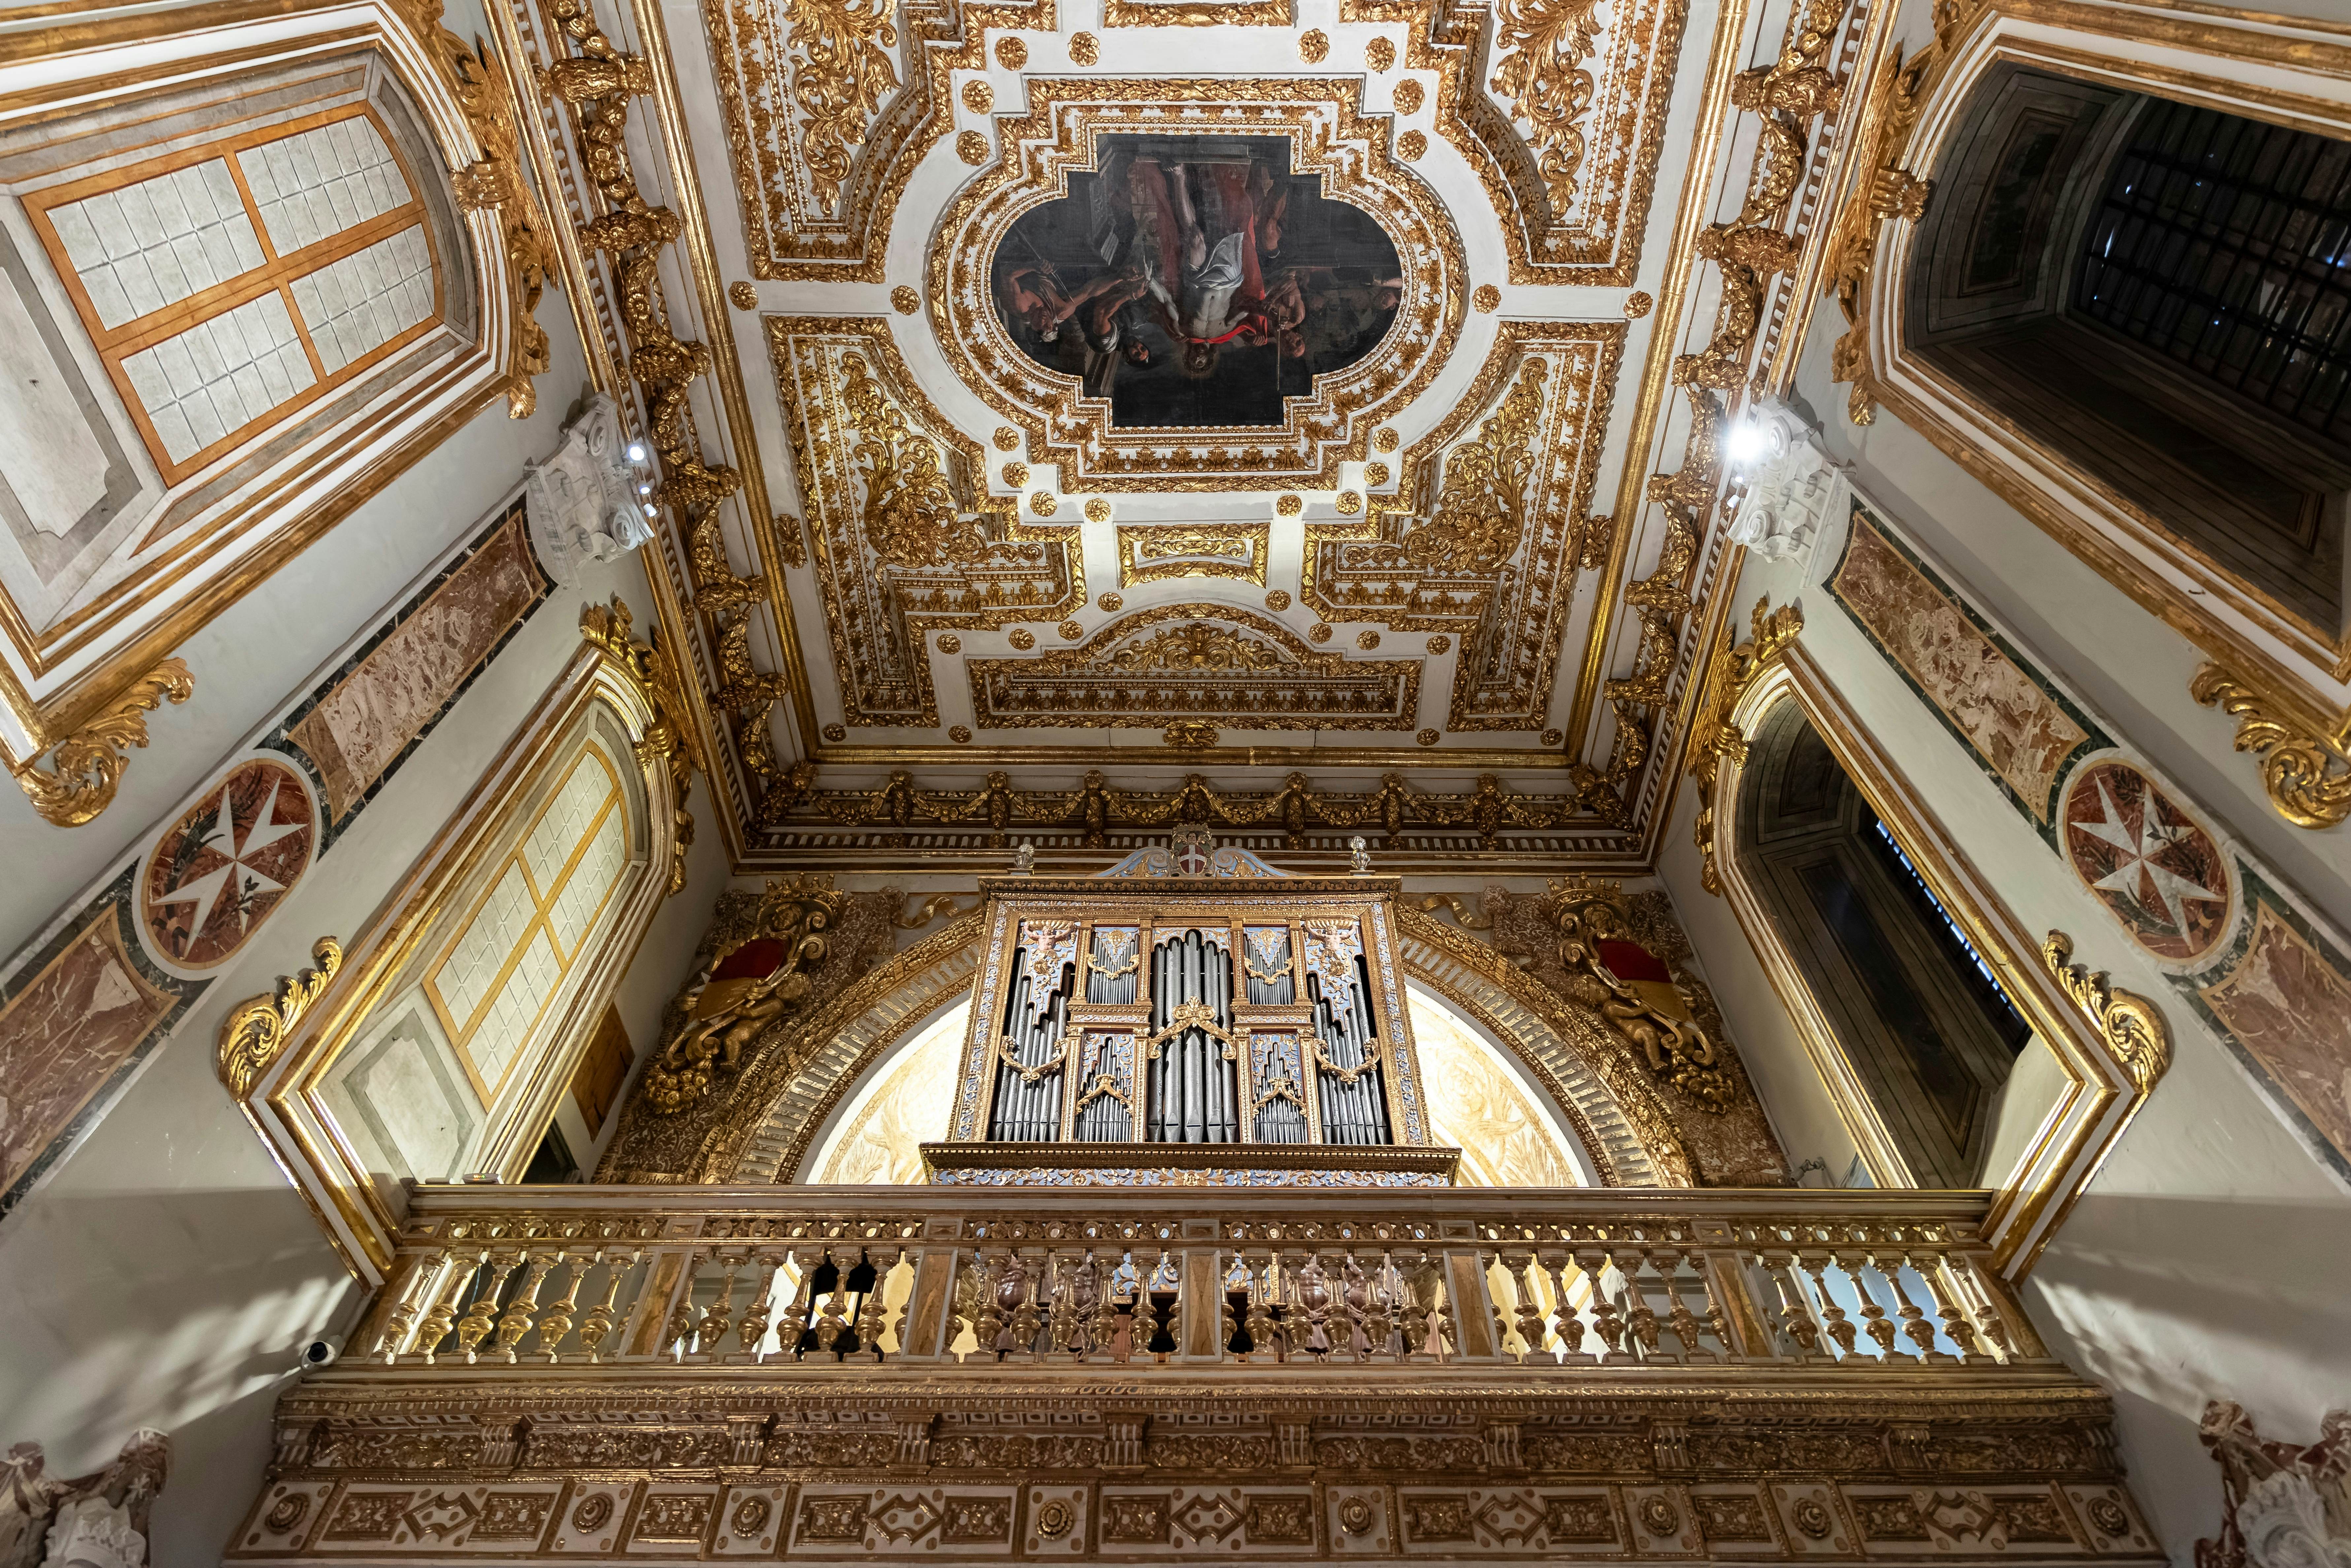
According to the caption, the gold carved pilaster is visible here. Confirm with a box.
[1687,595,1803,893]
[11,658,193,828]
[581,597,702,892]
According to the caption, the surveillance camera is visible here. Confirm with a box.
[300,1335,344,1369]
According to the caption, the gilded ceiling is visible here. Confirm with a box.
[493,0,1857,867]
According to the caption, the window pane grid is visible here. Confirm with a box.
[2074,99,2351,439]
[25,102,437,481]
[426,746,626,1099]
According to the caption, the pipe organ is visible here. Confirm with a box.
[926,833,1457,1187]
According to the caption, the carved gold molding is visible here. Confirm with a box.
[1687,595,1803,893]
[388,0,554,417]
[580,597,702,892]
[2190,662,2351,831]
[10,658,193,828]
[217,937,345,1101]
[2039,931,2169,1094]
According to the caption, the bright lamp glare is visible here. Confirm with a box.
[626,443,648,463]
[1725,420,1768,465]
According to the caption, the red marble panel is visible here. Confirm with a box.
[140,757,315,968]
[2061,760,2231,964]
[2199,902,2351,1170]
[0,903,175,1198]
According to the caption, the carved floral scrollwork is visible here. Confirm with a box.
[2040,931,2170,1093]
[842,352,992,568]
[642,875,851,1112]
[12,659,193,828]
[1550,875,1733,1111]
[217,937,345,1100]
[2189,662,2351,831]
[785,0,901,214]
[1489,0,1605,219]
[1402,358,1548,574]
[580,598,703,895]
[1686,595,1804,894]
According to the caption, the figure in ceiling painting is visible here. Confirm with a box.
[991,136,1404,426]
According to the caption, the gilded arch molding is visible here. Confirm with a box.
[700,905,1694,1186]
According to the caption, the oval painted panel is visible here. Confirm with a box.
[140,757,316,969]
[2061,759,2231,964]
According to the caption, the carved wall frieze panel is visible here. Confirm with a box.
[927,83,1467,491]
[1302,323,1622,732]
[768,318,1083,729]
[965,604,1422,730]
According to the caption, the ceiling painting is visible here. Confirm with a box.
[490,0,1851,866]
[931,82,1465,490]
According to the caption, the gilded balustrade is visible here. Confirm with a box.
[355,1184,2043,1373]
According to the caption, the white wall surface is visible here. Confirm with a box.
[1661,286,2351,1567]
[0,292,729,1563]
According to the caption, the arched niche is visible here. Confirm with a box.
[706,910,1697,1188]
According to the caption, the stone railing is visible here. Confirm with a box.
[357,1184,2048,1373]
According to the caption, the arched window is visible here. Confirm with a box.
[1906,65,2351,642]
[1733,700,2032,1186]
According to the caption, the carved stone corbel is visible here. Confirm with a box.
[2190,662,2351,830]
[1686,596,1803,894]
[12,659,193,828]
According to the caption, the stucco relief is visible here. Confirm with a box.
[1827,508,2100,827]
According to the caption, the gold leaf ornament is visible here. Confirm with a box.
[994,36,1028,67]
[1298,28,1330,62]
[13,658,194,828]
[1067,30,1099,64]
[1403,357,1545,573]
[1398,130,1427,160]
[784,0,901,214]
[2042,931,2171,1091]
[1394,79,1426,114]
[957,130,990,164]
[961,79,993,113]
[1685,595,1803,893]
[2190,662,2351,830]
[217,937,344,1100]
[1366,36,1396,71]
[890,285,920,314]
[1489,0,1604,218]
[841,352,992,567]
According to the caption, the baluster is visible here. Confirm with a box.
[455,1251,520,1362]
[1005,1248,1046,1362]
[1087,1248,1122,1363]
[577,1251,637,1362]
[1884,1249,1947,1363]
[814,1251,853,1357]
[1581,1248,1628,1362]
[1946,1257,2015,1363]
[1367,1251,1403,1361]
[1395,1249,1437,1362]
[737,1254,781,1361]
[1482,1248,1513,1359]
[1763,1251,1821,1361]
[1243,1249,1280,1361]
[1689,1249,1736,1360]
[847,1251,887,1363]
[1663,1252,1713,1361]
[1542,1249,1594,1364]
[532,1251,585,1361]
[1042,1250,1077,1362]
[372,1249,445,1361]
[1432,1254,1462,1362]
[1501,1250,1548,1363]
[694,1254,741,1358]
[1619,1251,1664,1361]
[495,1250,555,1362]
[776,1249,817,1360]
[413,1249,478,1364]
[880,1248,917,1357]
[970,1249,1008,1360]
[663,1251,707,1356]
[1920,1255,1982,1362]
[1159,1248,1184,1361]
[1842,1247,1901,1361]
[1799,1251,1857,1359]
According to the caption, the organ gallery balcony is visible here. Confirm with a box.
[230,1182,2163,1566]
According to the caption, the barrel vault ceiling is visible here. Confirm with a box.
[492,0,1848,868]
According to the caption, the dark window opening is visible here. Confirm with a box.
[2077,99,2351,442]
[523,1122,579,1185]
[1860,810,2033,1054]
